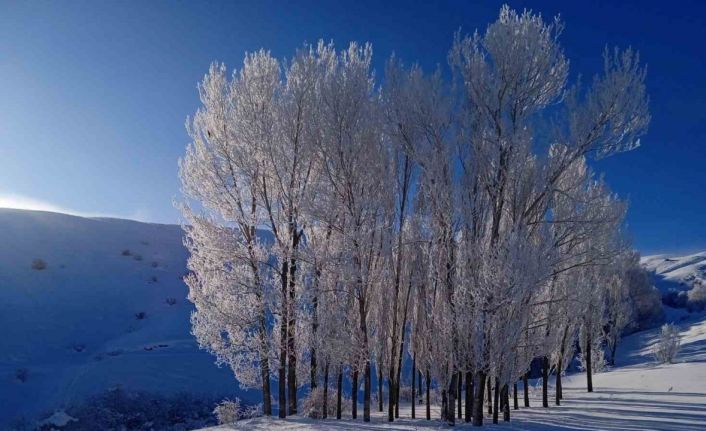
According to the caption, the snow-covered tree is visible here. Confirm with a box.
[179,5,650,427]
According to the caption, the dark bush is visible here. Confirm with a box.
[31,259,47,270]
[15,368,29,383]
[135,311,147,320]
[165,297,177,306]
[662,289,688,309]
[62,388,219,431]
[121,249,131,256]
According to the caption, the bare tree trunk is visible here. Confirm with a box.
[426,369,431,420]
[364,361,371,422]
[499,383,505,413]
[457,371,462,419]
[492,377,499,424]
[543,359,551,406]
[394,284,412,421]
[257,308,272,416]
[523,372,529,407]
[261,357,272,416]
[310,292,318,391]
[586,331,593,392]
[378,362,384,412]
[513,382,518,410]
[556,325,569,403]
[323,362,329,419]
[287,247,298,415]
[448,373,457,425]
[352,369,358,419]
[394,358,401,418]
[464,371,472,422]
[418,369,423,399]
[542,356,549,408]
[411,354,416,419]
[336,367,342,419]
[386,153,410,422]
[555,364,562,406]
[502,384,510,421]
[279,262,288,418]
[487,378,492,415]
[472,371,486,427]
[441,389,448,421]
[387,373,395,422]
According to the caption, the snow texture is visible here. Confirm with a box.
[0,209,245,428]
[202,312,706,430]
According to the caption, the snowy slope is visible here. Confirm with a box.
[0,209,246,427]
[203,312,706,430]
[642,252,706,293]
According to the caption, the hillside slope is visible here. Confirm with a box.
[642,252,706,290]
[642,252,706,310]
[0,209,242,427]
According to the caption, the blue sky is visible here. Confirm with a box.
[1,0,704,254]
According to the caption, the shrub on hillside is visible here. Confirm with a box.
[15,368,29,383]
[213,398,261,424]
[301,386,349,419]
[654,323,681,364]
[62,387,218,430]
[687,284,706,311]
[663,289,688,309]
[31,259,47,270]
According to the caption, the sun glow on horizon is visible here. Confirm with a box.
[0,192,150,222]
[0,193,76,214]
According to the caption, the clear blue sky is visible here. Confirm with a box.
[1,0,704,254]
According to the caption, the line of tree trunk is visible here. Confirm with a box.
[426,369,431,420]
[337,366,343,419]
[411,354,416,419]
[465,371,472,422]
[322,362,329,419]
[378,363,384,412]
[472,371,486,426]
[586,331,594,392]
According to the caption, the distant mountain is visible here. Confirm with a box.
[0,209,244,427]
[641,252,706,311]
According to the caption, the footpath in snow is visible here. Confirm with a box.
[203,313,706,430]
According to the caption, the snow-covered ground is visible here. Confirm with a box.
[204,312,706,430]
[0,209,245,428]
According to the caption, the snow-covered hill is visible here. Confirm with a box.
[0,209,245,428]
[642,252,706,310]
[203,311,706,430]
